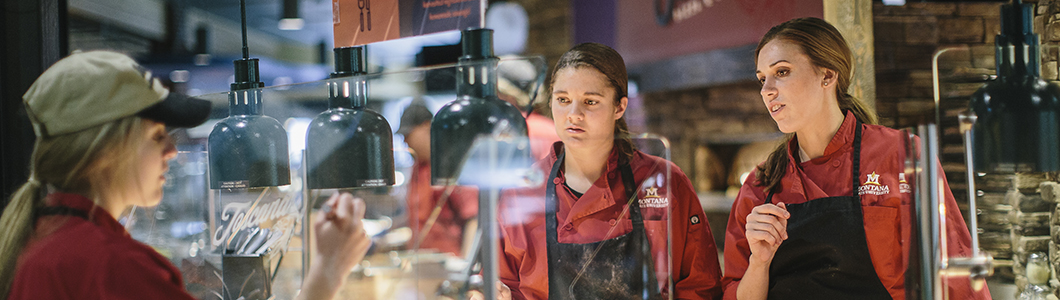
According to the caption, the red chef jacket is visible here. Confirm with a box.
[406,160,479,255]
[722,111,991,300]
[8,192,194,300]
[498,142,723,300]
[525,112,561,160]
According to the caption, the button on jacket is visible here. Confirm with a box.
[722,111,991,300]
[498,142,723,300]
[9,193,195,300]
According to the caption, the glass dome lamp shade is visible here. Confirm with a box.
[430,28,531,185]
[971,0,1060,172]
[208,58,292,189]
[305,46,395,189]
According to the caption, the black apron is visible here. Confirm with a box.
[764,121,892,300]
[545,152,661,300]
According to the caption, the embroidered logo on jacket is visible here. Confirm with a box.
[859,171,890,196]
[644,187,661,198]
[864,172,882,185]
[639,186,669,208]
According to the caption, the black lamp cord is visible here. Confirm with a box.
[240,0,249,60]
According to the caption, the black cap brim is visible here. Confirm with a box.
[137,92,212,128]
[397,100,433,136]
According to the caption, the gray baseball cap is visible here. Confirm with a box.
[23,51,211,138]
[396,98,433,136]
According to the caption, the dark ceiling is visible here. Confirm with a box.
[179,0,335,46]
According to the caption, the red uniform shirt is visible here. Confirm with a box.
[406,161,479,255]
[8,193,194,300]
[525,112,561,160]
[498,142,723,300]
[722,112,990,300]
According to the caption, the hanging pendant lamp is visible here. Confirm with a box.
[208,0,291,189]
[305,46,395,189]
[970,0,1060,172]
[430,28,531,186]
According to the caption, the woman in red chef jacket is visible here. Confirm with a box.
[722,17,991,300]
[495,43,723,299]
[0,51,371,300]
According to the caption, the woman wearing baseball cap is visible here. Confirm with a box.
[0,51,370,300]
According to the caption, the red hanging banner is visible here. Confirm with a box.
[333,0,482,47]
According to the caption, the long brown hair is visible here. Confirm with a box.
[549,42,636,164]
[753,17,878,193]
[0,116,147,299]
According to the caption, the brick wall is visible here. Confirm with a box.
[641,79,781,199]
[873,2,1001,128]
[492,0,571,72]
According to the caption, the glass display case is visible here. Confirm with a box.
[125,53,679,299]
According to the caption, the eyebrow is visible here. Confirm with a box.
[552,90,606,97]
[755,59,792,75]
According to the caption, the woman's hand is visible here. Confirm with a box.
[296,192,373,300]
[315,192,372,272]
[737,202,789,300]
[467,281,512,300]
[745,202,789,264]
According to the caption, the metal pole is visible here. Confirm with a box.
[917,124,942,300]
[301,150,310,282]
[478,138,500,300]
[932,46,968,127]
[960,112,980,255]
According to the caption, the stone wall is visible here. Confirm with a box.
[1037,0,1060,82]
[873,2,1000,128]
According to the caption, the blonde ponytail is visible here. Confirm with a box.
[0,178,44,300]
[0,116,146,300]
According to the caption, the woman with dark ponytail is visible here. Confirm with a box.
[494,43,723,299]
[722,17,989,299]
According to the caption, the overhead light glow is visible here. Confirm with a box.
[279,18,304,30]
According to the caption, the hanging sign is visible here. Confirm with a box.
[333,0,482,47]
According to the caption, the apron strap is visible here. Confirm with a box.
[545,150,656,297]
[618,159,643,224]
[851,120,862,195]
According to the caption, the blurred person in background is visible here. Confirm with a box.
[496,57,560,160]
[399,99,480,257]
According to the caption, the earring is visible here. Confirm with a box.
[823,82,829,86]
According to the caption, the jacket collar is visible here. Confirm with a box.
[546,141,625,222]
[779,110,858,197]
[43,192,128,236]
[786,110,858,166]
